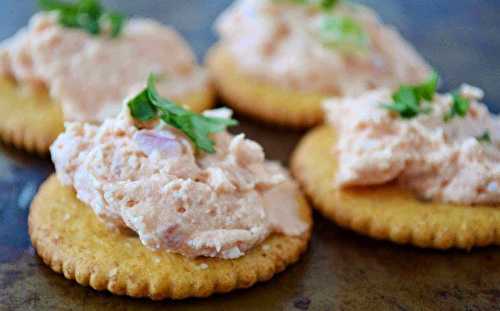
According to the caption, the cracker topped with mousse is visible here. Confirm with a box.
[208,0,431,127]
[0,0,214,154]
[292,73,500,250]
[29,74,312,300]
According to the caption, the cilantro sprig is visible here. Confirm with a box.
[38,0,125,38]
[317,15,368,53]
[274,0,339,11]
[314,0,339,10]
[321,0,338,10]
[274,0,367,53]
[476,131,492,144]
[127,74,238,153]
[382,72,439,119]
[443,92,470,122]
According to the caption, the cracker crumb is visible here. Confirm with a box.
[262,245,271,251]
[198,263,208,270]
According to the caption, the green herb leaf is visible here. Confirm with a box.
[382,71,439,119]
[414,71,439,101]
[476,131,492,144]
[273,0,339,11]
[38,0,125,38]
[317,15,369,53]
[320,0,338,10]
[272,0,362,52]
[128,74,238,153]
[38,0,76,11]
[443,92,471,122]
[79,14,101,35]
[127,90,157,122]
[102,12,125,38]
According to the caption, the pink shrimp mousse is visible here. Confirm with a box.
[0,13,208,122]
[325,84,500,205]
[216,0,431,96]
[50,107,309,259]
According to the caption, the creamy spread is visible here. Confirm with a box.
[216,0,431,96]
[325,85,500,205]
[50,107,308,259]
[0,13,208,122]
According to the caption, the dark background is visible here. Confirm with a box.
[1,1,500,310]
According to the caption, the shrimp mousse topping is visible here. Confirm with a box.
[325,74,500,205]
[216,0,431,96]
[0,0,208,122]
[50,75,309,259]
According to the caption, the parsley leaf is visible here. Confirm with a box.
[127,90,157,122]
[38,0,125,38]
[382,71,439,119]
[103,12,125,38]
[273,0,339,11]
[273,0,364,53]
[320,0,338,10]
[127,74,238,153]
[476,131,492,144]
[317,15,368,53]
[414,71,439,101]
[443,92,470,122]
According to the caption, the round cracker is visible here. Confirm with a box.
[28,175,312,300]
[0,77,215,155]
[291,126,500,250]
[206,45,328,128]
[0,77,64,155]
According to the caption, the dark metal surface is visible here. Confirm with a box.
[1,1,500,310]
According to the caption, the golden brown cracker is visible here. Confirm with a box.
[206,45,328,128]
[0,77,215,155]
[0,77,64,155]
[291,126,500,250]
[29,175,312,300]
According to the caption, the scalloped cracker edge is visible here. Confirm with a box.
[291,126,500,250]
[29,175,312,300]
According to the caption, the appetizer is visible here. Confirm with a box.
[0,0,213,154]
[208,0,431,127]
[29,75,312,299]
[292,74,500,249]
